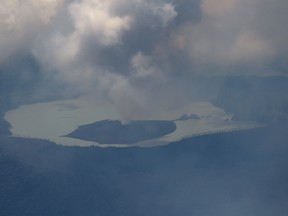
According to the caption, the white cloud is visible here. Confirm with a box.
[201,0,240,16]
[0,0,63,63]
[153,3,177,27]
[69,0,132,46]
[35,0,178,87]
[171,0,288,73]
[107,0,177,26]
[229,32,275,63]
[130,52,162,78]
[0,0,287,123]
[35,0,134,87]
[89,70,149,121]
[1,0,287,118]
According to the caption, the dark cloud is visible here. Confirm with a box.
[1,0,288,119]
[173,0,202,23]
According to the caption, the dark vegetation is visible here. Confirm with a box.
[1,123,288,216]
[66,120,177,144]
[0,72,288,215]
[0,117,12,136]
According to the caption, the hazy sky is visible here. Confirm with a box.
[1,0,287,118]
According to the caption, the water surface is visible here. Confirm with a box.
[4,96,262,147]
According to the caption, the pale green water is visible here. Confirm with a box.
[4,96,262,147]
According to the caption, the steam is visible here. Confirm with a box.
[1,0,288,119]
